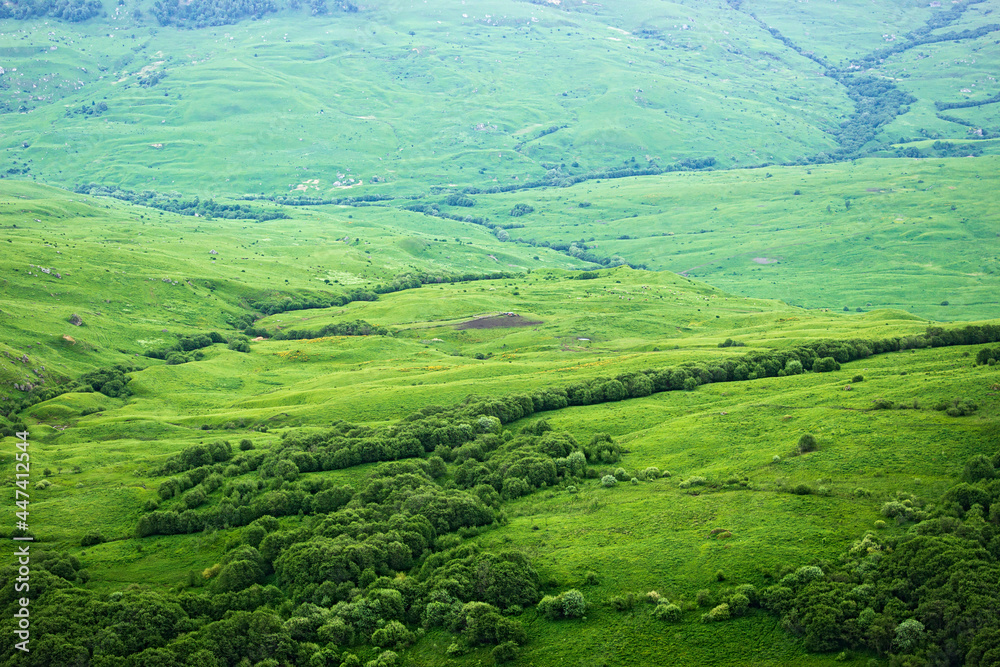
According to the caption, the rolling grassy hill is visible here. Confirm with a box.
[1,182,998,667]
[1,0,998,198]
[1,2,1000,666]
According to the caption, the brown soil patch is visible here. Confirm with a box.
[456,314,542,330]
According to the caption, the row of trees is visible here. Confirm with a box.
[76,184,289,222]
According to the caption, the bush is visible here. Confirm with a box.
[679,476,706,489]
[791,483,813,495]
[613,467,629,482]
[539,589,587,619]
[813,357,840,373]
[727,593,750,616]
[492,641,520,664]
[239,438,254,451]
[609,594,636,611]
[642,466,661,479]
[562,589,587,618]
[228,335,251,353]
[653,602,682,621]
[852,375,864,383]
[81,531,104,547]
[696,590,712,607]
[798,434,818,453]
[601,475,618,488]
[702,603,730,622]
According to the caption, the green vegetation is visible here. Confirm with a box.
[1,1,1000,665]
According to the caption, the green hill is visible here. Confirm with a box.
[2,2,1000,667]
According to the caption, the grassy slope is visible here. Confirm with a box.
[0,2,998,665]
[0,183,998,666]
[0,0,850,195]
[406,156,1000,321]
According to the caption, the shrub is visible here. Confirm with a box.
[561,589,587,618]
[227,336,251,353]
[874,520,887,529]
[702,603,730,622]
[653,602,682,622]
[813,357,840,373]
[601,475,618,488]
[613,467,629,482]
[735,584,758,605]
[852,375,864,383]
[584,571,600,586]
[239,438,254,451]
[492,641,520,664]
[679,476,706,489]
[798,434,818,453]
[696,590,712,607]
[642,466,661,479]
[791,483,813,495]
[609,594,636,611]
[81,531,104,547]
[726,593,750,616]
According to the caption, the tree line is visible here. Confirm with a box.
[76,184,290,222]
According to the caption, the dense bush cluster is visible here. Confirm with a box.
[265,320,390,342]
[144,331,225,361]
[76,184,289,221]
[3,425,563,664]
[0,0,102,21]
[756,447,1000,665]
[151,0,278,27]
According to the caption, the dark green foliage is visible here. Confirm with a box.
[762,450,1000,662]
[77,184,289,221]
[445,194,475,207]
[228,335,251,353]
[798,434,818,454]
[537,589,587,620]
[812,357,840,373]
[269,320,389,341]
[509,203,534,217]
[77,364,135,398]
[80,531,104,547]
[151,0,278,28]
[0,0,102,22]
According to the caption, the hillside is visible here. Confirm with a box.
[1,0,998,197]
[1,2,1000,667]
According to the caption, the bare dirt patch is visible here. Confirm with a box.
[752,257,778,264]
[456,314,542,330]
